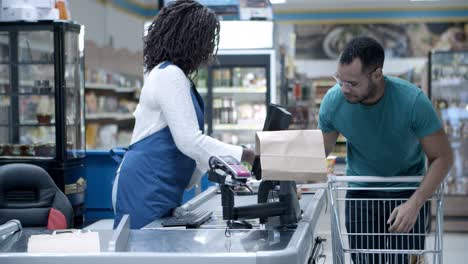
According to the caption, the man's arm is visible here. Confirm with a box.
[388,128,453,233]
[322,131,339,157]
[411,128,453,206]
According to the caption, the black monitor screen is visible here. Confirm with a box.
[262,104,292,132]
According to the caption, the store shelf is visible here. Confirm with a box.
[85,82,137,93]
[1,92,55,96]
[17,61,54,65]
[197,86,268,94]
[19,122,55,126]
[432,79,468,87]
[0,156,54,160]
[198,87,207,94]
[214,86,267,93]
[86,113,134,121]
[213,124,263,130]
[18,80,55,87]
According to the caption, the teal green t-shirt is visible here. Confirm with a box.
[318,76,442,188]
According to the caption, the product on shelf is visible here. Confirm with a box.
[34,143,55,156]
[0,142,56,157]
[84,66,142,149]
[33,80,53,94]
[36,96,53,124]
[85,67,142,90]
[97,124,118,150]
[213,97,237,124]
[85,92,98,113]
[117,130,132,147]
[85,123,99,149]
[194,68,207,88]
[212,67,266,89]
[99,95,118,113]
[118,98,137,114]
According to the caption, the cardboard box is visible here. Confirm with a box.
[1,7,38,21]
[255,129,327,182]
[1,7,59,22]
[2,0,55,9]
[37,8,59,20]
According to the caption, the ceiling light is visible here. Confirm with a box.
[270,0,286,4]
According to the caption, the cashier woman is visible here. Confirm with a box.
[112,0,255,229]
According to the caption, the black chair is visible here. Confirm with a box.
[0,163,73,228]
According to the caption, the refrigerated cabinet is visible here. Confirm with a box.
[194,49,275,147]
[0,21,86,226]
[429,50,468,191]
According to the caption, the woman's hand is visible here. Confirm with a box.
[241,148,255,166]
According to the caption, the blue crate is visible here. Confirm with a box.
[84,150,215,224]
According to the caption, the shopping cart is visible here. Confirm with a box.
[328,176,444,264]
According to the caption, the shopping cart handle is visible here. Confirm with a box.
[328,175,424,183]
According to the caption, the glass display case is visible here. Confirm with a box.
[429,50,468,195]
[193,50,275,147]
[0,21,86,226]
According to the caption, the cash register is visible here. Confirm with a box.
[208,104,302,229]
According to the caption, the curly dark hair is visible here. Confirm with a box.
[143,0,220,75]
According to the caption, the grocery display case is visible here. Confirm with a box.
[429,50,468,232]
[0,21,86,226]
[194,49,275,147]
[429,50,468,192]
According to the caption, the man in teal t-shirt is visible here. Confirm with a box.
[319,36,453,263]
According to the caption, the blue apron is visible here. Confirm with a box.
[114,62,205,229]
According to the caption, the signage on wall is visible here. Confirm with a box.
[295,22,468,59]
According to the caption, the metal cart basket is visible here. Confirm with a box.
[328,176,444,264]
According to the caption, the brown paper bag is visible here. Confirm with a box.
[255,130,327,182]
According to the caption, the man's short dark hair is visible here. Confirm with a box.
[339,36,385,73]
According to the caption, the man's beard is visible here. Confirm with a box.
[356,80,378,105]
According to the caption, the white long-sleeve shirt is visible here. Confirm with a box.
[130,63,243,189]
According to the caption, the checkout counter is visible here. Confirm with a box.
[0,184,326,264]
[0,104,328,264]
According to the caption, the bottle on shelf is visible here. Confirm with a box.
[212,98,221,125]
[222,69,231,87]
[213,69,221,87]
[221,97,230,124]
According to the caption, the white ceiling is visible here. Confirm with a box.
[272,0,468,11]
[127,0,467,12]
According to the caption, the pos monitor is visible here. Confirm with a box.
[262,104,292,132]
[252,104,292,179]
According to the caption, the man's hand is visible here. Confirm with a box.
[387,199,421,233]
